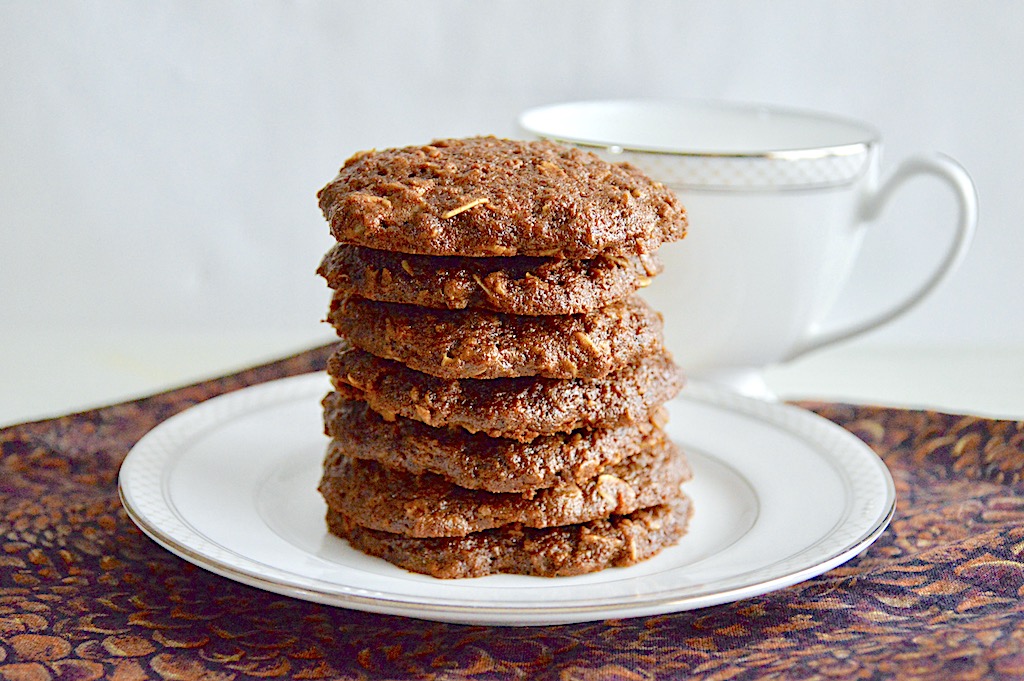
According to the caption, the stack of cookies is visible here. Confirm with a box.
[315,137,692,578]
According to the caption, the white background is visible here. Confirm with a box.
[2,2,1022,423]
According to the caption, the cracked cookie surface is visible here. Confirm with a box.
[317,244,662,315]
[322,390,665,493]
[325,497,693,579]
[329,294,663,379]
[317,137,687,258]
[326,342,684,442]
[319,429,690,538]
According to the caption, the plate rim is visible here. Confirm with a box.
[118,372,895,624]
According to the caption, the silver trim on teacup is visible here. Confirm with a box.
[520,99,881,191]
[536,135,875,192]
[546,137,872,160]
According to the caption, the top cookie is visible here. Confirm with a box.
[317,137,687,258]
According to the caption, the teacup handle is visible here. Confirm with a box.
[786,153,978,360]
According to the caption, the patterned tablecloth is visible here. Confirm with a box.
[2,344,1023,680]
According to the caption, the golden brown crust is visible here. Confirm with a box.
[322,390,662,493]
[326,342,684,442]
[316,137,687,258]
[319,430,689,538]
[325,497,692,578]
[328,294,664,379]
[317,244,662,316]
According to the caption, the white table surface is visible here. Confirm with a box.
[2,331,1022,428]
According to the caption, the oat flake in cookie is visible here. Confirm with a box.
[317,137,687,258]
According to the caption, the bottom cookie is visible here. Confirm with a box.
[325,496,692,579]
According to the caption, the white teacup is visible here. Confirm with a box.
[519,99,977,398]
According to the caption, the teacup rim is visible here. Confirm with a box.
[518,98,881,160]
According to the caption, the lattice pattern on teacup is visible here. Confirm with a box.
[594,148,871,191]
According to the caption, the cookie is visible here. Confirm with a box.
[319,428,689,537]
[322,390,663,493]
[325,497,692,578]
[326,343,684,441]
[317,243,662,315]
[328,293,664,379]
[317,137,687,258]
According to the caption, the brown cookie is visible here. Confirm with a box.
[326,497,692,578]
[326,343,684,441]
[319,427,689,538]
[317,137,687,258]
[317,244,662,316]
[322,390,664,493]
[328,293,664,379]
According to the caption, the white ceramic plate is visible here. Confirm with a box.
[118,373,894,626]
